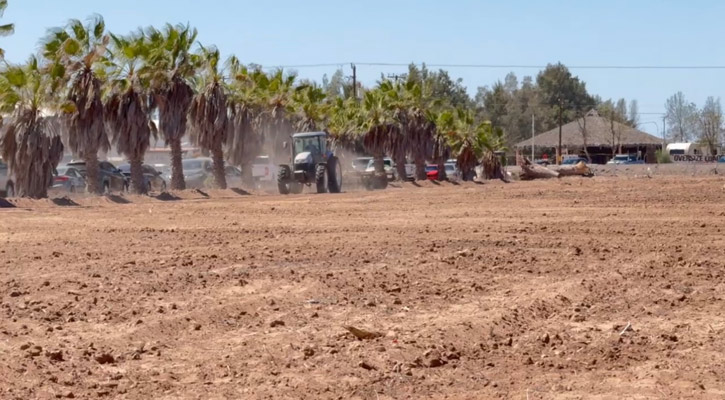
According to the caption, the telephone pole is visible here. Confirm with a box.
[531,113,535,161]
[350,63,357,102]
[558,98,563,165]
[662,115,666,143]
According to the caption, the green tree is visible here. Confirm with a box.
[406,63,471,108]
[665,91,698,142]
[105,32,155,194]
[144,23,198,190]
[697,97,723,155]
[536,63,595,129]
[43,15,110,194]
[475,82,509,130]
[0,0,15,59]
[0,57,64,198]
[189,45,229,189]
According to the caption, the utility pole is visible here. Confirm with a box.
[558,98,563,165]
[531,113,535,161]
[662,115,666,143]
[350,63,357,102]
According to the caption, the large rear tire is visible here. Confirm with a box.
[277,165,291,195]
[327,157,342,193]
[315,164,328,194]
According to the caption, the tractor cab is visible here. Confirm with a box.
[292,132,329,169]
[277,131,342,194]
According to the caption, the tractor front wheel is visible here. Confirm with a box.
[277,165,292,195]
[315,164,328,193]
[327,157,342,193]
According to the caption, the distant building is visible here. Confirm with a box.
[515,110,664,164]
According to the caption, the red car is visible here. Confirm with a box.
[425,165,439,180]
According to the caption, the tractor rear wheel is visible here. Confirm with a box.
[315,164,328,193]
[327,157,342,193]
[277,165,291,195]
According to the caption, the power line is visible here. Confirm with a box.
[262,62,725,70]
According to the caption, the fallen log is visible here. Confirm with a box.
[520,162,560,180]
[555,161,594,177]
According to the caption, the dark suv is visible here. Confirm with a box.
[66,160,128,193]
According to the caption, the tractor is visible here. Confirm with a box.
[277,132,342,194]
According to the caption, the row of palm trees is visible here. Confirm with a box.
[0,15,506,199]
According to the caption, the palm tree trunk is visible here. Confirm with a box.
[414,156,427,181]
[85,153,101,194]
[373,155,385,176]
[211,146,227,189]
[241,161,254,188]
[394,154,407,181]
[169,138,185,190]
[130,157,145,194]
[437,158,447,181]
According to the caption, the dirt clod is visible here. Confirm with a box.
[95,353,115,365]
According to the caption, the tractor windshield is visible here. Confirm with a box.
[294,136,324,156]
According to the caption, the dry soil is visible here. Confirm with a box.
[1,174,724,399]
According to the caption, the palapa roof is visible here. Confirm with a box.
[515,110,663,148]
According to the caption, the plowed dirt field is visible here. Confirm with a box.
[1,175,724,399]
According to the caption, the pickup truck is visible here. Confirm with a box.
[252,156,278,185]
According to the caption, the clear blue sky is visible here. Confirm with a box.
[3,0,724,135]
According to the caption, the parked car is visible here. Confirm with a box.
[178,158,241,189]
[117,164,167,192]
[181,158,213,189]
[607,154,644,165]
[225,165,243,188]
[66,160,128,193]
[0,158,15,197]
[364,158,395,181]
[425,164,439,180]
[352,157,373,174]
[252,156,278,185]
[51,166,86,193]
[718,155,725,163]
[444,162,460,180]
[562,157,589,165]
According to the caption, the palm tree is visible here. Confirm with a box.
[144,23,198,190]
[0,57,64,198]
[257,69,295,162]
[478,122,507,180]
[448,109,479,181]
[396,81,435,180]
[226,60,265,187]
[104,32,155,194]
[43,15,109,194]
[327,97,364,154]
[359,86,401,187]
[433,110,454,181]
[292,84,328,132]
[189,45,228,189]
[0,0,15,59]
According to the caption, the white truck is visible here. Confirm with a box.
[252,156,278,186]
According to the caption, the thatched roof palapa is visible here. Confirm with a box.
[515,110,663,149]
